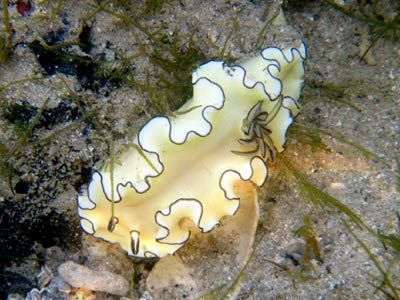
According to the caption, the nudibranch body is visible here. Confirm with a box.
[78,42,306,258]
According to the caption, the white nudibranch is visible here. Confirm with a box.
[77,42,306,258]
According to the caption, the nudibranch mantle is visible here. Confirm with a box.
[78,42,306,258]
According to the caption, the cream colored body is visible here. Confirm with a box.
[77,43,306,257]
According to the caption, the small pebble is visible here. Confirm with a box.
[58,261,129,296]
[330,182,345,189]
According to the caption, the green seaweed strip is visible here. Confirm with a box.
[1,96,51,192]
[294,214,323,264]
[0,76,44,93]
[59,77,104,131]
[288,126,332,153]
[53,0,63,17]
[97,6,154,39]
[220,28,234,59]
[84,0,113,20]
[220,232,267,299]
[323,1,400,59]
[169,105,202,117]
[302,94,362,113]
[107,138,116,232]
[5,97,51,159]
[324,96,362,113]
[109,138,115,230]
[36,122,80,146]
[380,247,400,295]
[363,220,400,256]
[283,158,364,227]
[360,31,383,60]
[198,232,267,299]
[396,156,400,193]
[232,18,246,53]
[292,123,390,167]
[303,80,364,112]
[35,38,84,51]
[323,0,380,25]
[255,9,276,50]
[129,265,136,300]
[369,281,399,300]
[132,144,159,174]
[344,221,399,299]
[197,284,227,300]
[264,258,309,288]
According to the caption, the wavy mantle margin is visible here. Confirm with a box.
[77,42,307,257]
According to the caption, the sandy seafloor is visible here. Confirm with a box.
[0,0,399,299]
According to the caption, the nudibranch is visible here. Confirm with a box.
[77,42,306,258]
